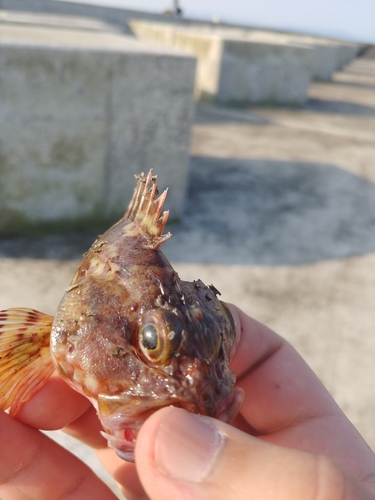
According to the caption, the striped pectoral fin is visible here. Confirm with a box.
[0,308,55,415]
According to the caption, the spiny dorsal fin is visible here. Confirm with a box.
[0,308,54,415]
[125,171,171,249]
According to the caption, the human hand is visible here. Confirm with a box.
[0,372,123,499]
[97,305,375,499]
[1,305,374,499]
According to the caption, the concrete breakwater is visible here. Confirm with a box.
[129,19,315,105]
[0,11,196,235]
[0,1,366,234]
[128,20,362,105]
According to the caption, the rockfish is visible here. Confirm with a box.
[0,171,243,462]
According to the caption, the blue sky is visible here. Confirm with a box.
[60,0,375,43]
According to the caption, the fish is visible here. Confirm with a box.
[0,171,244,462]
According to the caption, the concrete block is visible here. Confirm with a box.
[249,32,341,81]
[243,32,363,78]
[219,39,312,104]
[129,20,314,105]
[106,53,196,217]
[173,31,223,101]
[277,34,357,77]
[334,41,362,69]
[0,16,196,235]
[185,24,362,81]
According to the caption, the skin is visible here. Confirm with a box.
[0,305,374,500]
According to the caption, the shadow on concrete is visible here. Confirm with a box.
[1,156,374,266]
[305,98,375,115]
[1,48,373,265]
[194,103,273,125]
[0,231,97,260]
[329,80,375,91]
[162,156,375,266]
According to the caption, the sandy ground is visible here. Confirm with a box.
[0,49,374,498]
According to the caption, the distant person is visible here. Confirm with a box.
[164,0,183,17]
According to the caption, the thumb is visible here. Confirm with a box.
[135,406,374,500]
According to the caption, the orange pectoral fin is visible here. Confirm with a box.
[0,308,55,415]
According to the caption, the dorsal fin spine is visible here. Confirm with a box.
[124,171,171,249]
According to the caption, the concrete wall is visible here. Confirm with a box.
[128,22,223,101]
[129,20,314,105]
[219,39,312,104]
[0,16,196,235]
[246,31,342,81]
[174,31,223,101]
[244,31,363,77]
[185,24,363,81]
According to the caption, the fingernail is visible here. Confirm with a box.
[154,408,224,482]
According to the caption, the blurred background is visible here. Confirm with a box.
[54,0,375,42]
[0,1,374,497]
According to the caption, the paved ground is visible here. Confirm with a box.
[0,48,374,497]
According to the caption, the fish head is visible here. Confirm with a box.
[95,292,244,461]
[51,274,243,462]
[50,172,243,462]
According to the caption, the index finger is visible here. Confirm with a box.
[16,373,107,449]
[0,409,118,500]
[228,305,375,480]
[228,304,338,430]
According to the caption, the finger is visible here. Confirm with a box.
[63,404,107,449]
[0,410,118,500]
[15,373,107,448]
[228,304,338,432]
[226,303,282,378]
[228,305,375,481]
[236,326,336,432]
[96,447,146,500]
[135,406,375,500]
[16,373,91,429]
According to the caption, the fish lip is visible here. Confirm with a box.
[97,393,178,463]
[100,429,138,462]
[100,413,144,463]
[100,431,136,462]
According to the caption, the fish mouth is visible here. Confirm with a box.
[98,394,180,463]
[100,432,137,462]
[98,387,244,462]
[100,415,141,462]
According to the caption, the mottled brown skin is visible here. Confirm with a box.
[50,172,243,461]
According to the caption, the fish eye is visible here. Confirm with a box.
[140,324,159,351]
[137,310,182,364]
